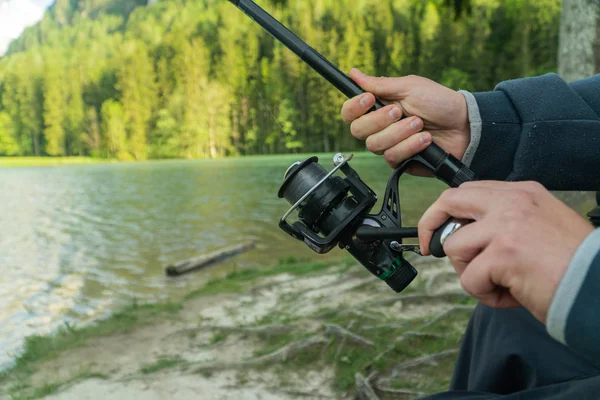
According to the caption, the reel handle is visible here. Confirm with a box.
[430,219,471,258]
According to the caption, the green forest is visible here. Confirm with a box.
[0,0,561,160]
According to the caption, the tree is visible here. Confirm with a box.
[101,99,129,160]
[558,0,600,82]
[0,111,19,156]
[116,41,157,160]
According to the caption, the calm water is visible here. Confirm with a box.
[0,155,594,368]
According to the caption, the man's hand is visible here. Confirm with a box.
[418,181,594,324]
[341,69,471,174]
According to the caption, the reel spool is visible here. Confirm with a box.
[278,153,419,293]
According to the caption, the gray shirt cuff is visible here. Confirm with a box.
[547,228,600,344]
[458,90,482,168]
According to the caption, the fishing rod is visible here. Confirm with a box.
[229,0,475,293]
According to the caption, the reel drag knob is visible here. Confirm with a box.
[385,258,418,293]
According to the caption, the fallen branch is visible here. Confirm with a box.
[192,335,327,373]
[324,324,374,347]
[165,241,256,276]
[355,372,381,400]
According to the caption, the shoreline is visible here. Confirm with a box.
[0,153,380,168]
[0,256,474,400]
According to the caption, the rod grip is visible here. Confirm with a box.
[430,219,471,258]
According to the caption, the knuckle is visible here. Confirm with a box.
[350,120,361,138]
[365,136,380,153]
[459,275,474,296]
[509,189,534,205]
[439,188,460,205]
[410,136,423,154]
[383,148,397,165]
[496,234,519,255]
[523,181,544,192]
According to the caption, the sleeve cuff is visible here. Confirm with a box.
[547,228,600,344]
[457,90,482,168]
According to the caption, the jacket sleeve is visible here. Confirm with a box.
[461,73,600,191]
[547,229,600,361]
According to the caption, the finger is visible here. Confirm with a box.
[442,221,492,275]
[350,68,411,98]
[365,117,423,155]
[341,93,375,123]
[382,131,432,168]
[350,105,404,140]
[460,249,521,309]
[418,187,501,254]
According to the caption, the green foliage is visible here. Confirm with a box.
[0,0,561,159]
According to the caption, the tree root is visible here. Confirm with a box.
[334,320,356,359]
[355,372,381,400]
[191,335,328,373]
[268,389,335,399]
[324,323,374,347]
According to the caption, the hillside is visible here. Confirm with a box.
[6,0,147,55]
[0,0,561,160]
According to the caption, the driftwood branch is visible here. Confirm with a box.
[355,372,381,400]
[192,335,327,373]
[324,324,374,347]
[166,241,256,276]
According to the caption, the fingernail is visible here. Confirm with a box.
[354,68,366,76]
[420,132,432,146]
[411,118,423,130]
[360,94,371,107]
[389,108,402,120]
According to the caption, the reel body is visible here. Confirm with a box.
[278,154,419,293]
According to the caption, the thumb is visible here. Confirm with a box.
[350,68,411,98]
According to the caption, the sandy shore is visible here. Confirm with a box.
[2,256,473,400]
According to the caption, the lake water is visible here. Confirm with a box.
[0,154,594,369]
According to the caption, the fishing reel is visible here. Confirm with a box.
[278,153,424,293]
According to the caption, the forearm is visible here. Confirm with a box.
[547,229,600,361]
[459,74,600,190]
